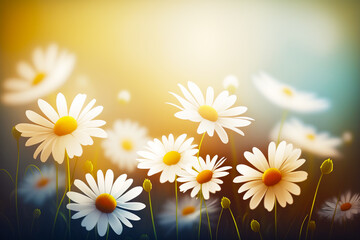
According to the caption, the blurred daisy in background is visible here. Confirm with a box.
[342,131,353,145]
[102,119,150,172]
[318,191,360,223]
[168,81,253,144]
[234,141,307,211]
[222,75,239,95]
[16,93,107,163]
[2,44,76,105]
[137,134,198,183]
[67,169,145,237]
[177,155,231,200]
[158,195,218,234]
[117,90,131,104]
[270,118,341,157]
[19,165,65,206]
[253,72,329,113]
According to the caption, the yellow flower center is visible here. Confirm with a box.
[198,105,218,122]
[53,116,78,136]
[163,151,181,165]
[340,202,352,211]
[196,170,213,184]
[262,168,282,186]
[121,139,133,151]
[32,72,46,85]
[36,177,50,188]
[306,134,316,141]
[95,193,117,213]
[182,206,196,216]
[282,87,293,97]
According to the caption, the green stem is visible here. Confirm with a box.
[70,157,78,184]
[198,194,203,240]
[55,163,59,207]
[328,195,340,240]
[175,176,178,240]
[274,198,278,240]
[66,152,71,237]
[51,185,68,239]
[30,216,35,235]
[105,224,109,240]
[259,231,263,240]
[203,199,213,240]
[0,169,15,185]
[299,214,308,240]
[15,140,20,238]
[215,208,223,240]
[276,110,288,146]
[148,191,158,240]
[305,173,323,240]
[197,133,206,164]
[24,164,43,177]
[229,208,241,240]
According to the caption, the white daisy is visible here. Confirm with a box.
[270,118,341,157]
[253,72,329,113]
[2,44,76,105]
[233,141,308,211]
[168,81,253,144]
[67,169,145,237]
[318,192,360,223]
[177,155,231,200]
[15,93,107,164]
[137,134,198,183]
[158,195,218,234]
[222,75,239,94]
[117,90,131,104]
[102,120,150,172]
[18,165,65,206]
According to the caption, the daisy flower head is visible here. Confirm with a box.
[233,141,308,211]
[67,169,145,237]
[223,75,239,94]
[270,118,341,157]
[318,192,360,223]
[177,155,231,200]
[15,93,107,164]
[2,44,76,105]
[168,81,253,144]
[102,120,150,172]
[137,134,198,183]
[253,72,329,113]
[158,195,218,234]
[19,165,65,206]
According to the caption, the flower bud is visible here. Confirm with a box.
[143,179,152,192]
[33,208,41,219]
[12,126,21,141]
[309,220,316,231]
[83,160,94,173]
[250,219,260,233]
[320,158,333,175]
[221,197,231,209]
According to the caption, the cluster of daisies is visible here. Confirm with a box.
[2,44,359,240]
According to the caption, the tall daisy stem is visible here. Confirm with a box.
[274,198,278,240]
[229,207,241,240]
[197,133,206,164]
[51,185,68,239]
[55,162,59,207]
[66,152,71,237]
[204,199,213,240]
[328,195,340,240]
[15,139,20,238]
[175,176,179,240]
[305,173,323,240]
[276,110,288,146]
[215,208,223,240]
[298,214,308,240]
[148,191,158,240]
[198,194,203,240]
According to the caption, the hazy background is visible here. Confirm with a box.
[0,0,359,239]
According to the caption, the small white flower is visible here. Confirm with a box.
[234,141,307,211]
[2,44,76,105]
[318,191,360,223]
[158,195,218,234]
[102,120,150,172]
[253,72,329,113]
[168,81,253,144]
[137,134,198,183]
[67,170,145,237]
[177,155,231,200]
[117,90,131,104]
[18,165,65,206]
[222,75,239,94]
[16,93,107,164]
[270,118,341,157]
